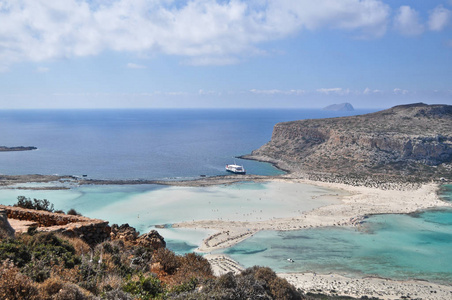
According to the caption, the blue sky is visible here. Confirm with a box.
[0,0,451,109]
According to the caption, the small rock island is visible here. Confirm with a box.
[323,102,354,111]
[0,146,37,151]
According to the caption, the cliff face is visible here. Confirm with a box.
[249,103,452,181]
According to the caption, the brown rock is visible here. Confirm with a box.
[136,230,166,250]
[248,103,452,183]
[0,209,15,238]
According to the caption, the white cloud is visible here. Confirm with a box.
[127,63,147,69]
[317,88,350,95]
[363,87,382,95]
[198,89,220,96]
[0,0,391,69]
[428,5,451,31]
[249,89,306,96]
[393,88,408,95]
[394,6,425,36]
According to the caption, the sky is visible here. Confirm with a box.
[0,0,451,109]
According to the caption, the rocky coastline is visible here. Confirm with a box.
[247,103,452,184]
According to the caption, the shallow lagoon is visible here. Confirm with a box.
[0,181,340,253]
[220,205,452,284]
[2,182,451,284]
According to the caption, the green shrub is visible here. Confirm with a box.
[14,196,54,212]
[169,277,198,294]
[0,238,31,267]
[67,208,81,216]
[123,274,164,300]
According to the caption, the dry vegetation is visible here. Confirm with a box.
[0,229,379,300]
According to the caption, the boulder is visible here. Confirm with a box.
[0,209,15,238]
[137,230,166,250]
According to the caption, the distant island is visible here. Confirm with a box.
[246,103,452,184]
[323,102,354,111]
[0,146,37,152]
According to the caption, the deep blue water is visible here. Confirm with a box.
[0,109,370,180]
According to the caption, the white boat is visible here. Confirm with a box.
[225,163,246,174]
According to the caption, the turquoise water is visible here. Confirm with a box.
[0,181,339,254]
[220,185,452,284]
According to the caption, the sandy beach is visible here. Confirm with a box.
[174,179,451,252]
[175,178,452,299]
[280,272,452,300]
[204,253,452,299]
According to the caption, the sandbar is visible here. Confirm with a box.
[192,179,452,299]
[174,179,451,252]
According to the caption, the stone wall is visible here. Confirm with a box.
[0,205,110,246]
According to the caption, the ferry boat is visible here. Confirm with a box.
[225,163,246,174]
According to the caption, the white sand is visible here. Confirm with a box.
[280,272,452,300]
[175,179,451,252]
[180,179,452,298]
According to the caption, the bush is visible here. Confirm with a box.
[0,238,31,267]
[0,261,40,300]
[0,233,82,283]
[67,208,81,216]
[14,196,54,212]
[122,274,164,300]
[153,248,180,275]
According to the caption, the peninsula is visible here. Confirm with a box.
[245,103,452,185]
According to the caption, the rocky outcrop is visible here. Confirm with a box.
[136,230,166,249]
[110,223,166,249]
[0,205,110,246]
[248,103,452,183]
[2,205,167,248]
[0,209,15,238]
[110,223,139,241]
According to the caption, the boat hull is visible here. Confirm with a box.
[226,169,246,174]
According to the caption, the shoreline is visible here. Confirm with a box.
[2,172,452,298]
[279,272,452,300]
[174,179,451,253]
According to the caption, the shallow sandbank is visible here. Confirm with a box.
[174,179,452,252]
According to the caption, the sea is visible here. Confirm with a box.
[0,108,451,284]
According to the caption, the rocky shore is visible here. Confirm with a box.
[247,103,452,183]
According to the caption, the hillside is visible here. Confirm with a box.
[246,103,452,184]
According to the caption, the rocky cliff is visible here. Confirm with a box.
[247,103,452,183]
